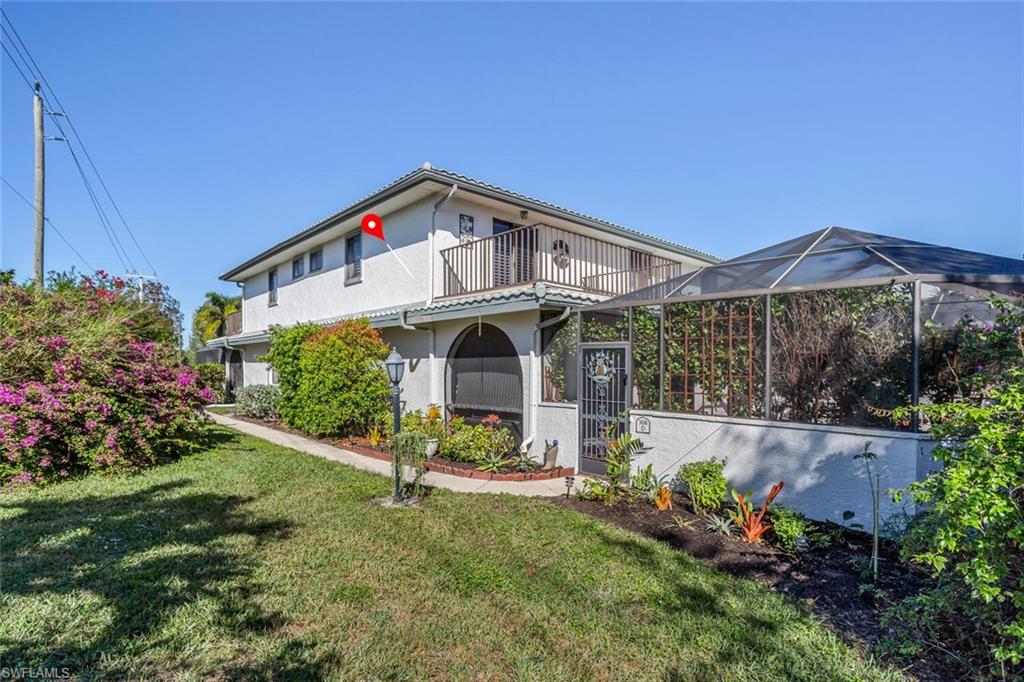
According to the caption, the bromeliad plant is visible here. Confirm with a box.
[731,481,785,544]
[631,463,673,510]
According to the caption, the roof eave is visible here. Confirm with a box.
[219,167,719,281]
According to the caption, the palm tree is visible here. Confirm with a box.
[191,291,241,349]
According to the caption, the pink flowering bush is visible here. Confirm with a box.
[0,271,210,488]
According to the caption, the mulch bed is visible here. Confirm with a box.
[219,412,572,481]
[554,492,948,682]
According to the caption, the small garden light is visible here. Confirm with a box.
[564,476,575,498]
[384,348,405,503]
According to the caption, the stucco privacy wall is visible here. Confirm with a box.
[535,403,579,469]
[241,198,434,333]
[242,342,271,386]
[629,410,936,524]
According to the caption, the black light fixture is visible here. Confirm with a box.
[385,348,405,385]
[384,348,405,502]
[564,476,575,499]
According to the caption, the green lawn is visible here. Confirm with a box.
[1,426,901,681]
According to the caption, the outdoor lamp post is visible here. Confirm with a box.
[384,348,405,503]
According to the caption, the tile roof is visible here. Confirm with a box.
[221,165,718,279]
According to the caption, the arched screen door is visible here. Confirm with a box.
[447,323,523,441]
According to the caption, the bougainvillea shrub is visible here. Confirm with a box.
[0,272,210,488]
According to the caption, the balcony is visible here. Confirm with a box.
[225,310,242,336]
[439,223,691,299]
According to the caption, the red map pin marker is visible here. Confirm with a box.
[361,213,385,241]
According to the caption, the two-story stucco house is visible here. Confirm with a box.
[207,164,715,463]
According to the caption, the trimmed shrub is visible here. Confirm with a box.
[0,271,209,487]
[769,505,809,553]
[263,322,318,426]
[194,362,225,403]
[289,320,390,438]
[677,458,728,515]
[439,416,494,463]
[235,385,281,421]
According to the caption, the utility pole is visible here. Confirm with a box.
[33,80,44,289]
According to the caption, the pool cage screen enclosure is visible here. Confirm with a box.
[563,227,1023,463]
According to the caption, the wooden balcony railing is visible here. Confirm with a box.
[224,310,242,336]
[440,223,687,298]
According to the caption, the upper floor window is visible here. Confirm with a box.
[345,234,362,283]
[268,268,278,306]
[292,257,304,280]
[309,248,323,273]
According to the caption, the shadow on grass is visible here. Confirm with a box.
[594,527,859,682]
[0,430,329,678]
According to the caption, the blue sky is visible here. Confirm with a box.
[2,2,1022,343]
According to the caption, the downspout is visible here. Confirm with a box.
[399,308,437,406]
[521,306,574,454]
[428,184,458,306]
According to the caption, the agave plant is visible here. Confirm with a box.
[705,513,736,536]
[476,450,510,473]
[509,448,537,472]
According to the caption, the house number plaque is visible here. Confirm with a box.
[634,416,651,434]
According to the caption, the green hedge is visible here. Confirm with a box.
[266,319,390,438]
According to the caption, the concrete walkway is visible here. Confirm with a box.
[206,411,571,497]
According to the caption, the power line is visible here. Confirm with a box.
[1,7,158,277]
[57,124,135,272]
[2,10,134,272]
[1,176,95,272]
[0,40,33,92]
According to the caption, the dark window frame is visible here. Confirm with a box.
[268,268,278,306]
[292,257,305,280]
[345,234,362,284]
[309,248,323,273]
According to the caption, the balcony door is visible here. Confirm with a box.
[492,219,534,288]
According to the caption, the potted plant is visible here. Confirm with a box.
[542,440,559,469]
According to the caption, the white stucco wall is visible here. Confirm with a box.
[629,410,935,524]
[535,402,579,469]
[539,403,935,523]
[240,198,434,334]
[378,327,432,414]
[242,342,272,387]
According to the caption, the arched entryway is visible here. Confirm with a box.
[446,323,523,441]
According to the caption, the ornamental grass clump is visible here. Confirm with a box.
[0,271,210,488]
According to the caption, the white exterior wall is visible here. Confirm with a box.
[630,410,935,524]
[378,327,432,414]
[535,402,579,469]
[535,402,936,524]
[242,342,272,386]
[240,198,435,334]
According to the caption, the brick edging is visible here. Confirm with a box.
[341,442,574,482]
